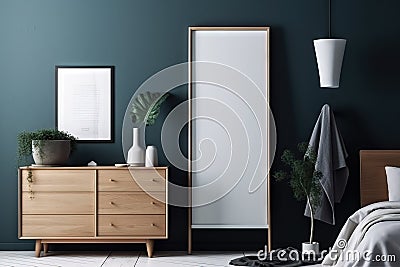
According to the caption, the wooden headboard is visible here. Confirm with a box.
[360,150,400,206]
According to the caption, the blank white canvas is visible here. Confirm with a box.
[57,68,111,140]
[191,30,269,228]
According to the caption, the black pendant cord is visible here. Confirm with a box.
[329,0,332,38]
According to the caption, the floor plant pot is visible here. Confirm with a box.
[302,241,319,255]
[32,140,71,166]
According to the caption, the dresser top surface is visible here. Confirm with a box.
[19,166,168,170]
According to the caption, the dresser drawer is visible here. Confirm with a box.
[22,192,94,214]
[22,215,94,237]
[98,192,165,215]
[97,169,166,192]
[98,215,166,236]
[21,169,94,192]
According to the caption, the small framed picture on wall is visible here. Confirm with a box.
[56,66,115,142]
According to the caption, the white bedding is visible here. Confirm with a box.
[323,201,400,266]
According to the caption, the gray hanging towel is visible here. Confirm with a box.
[304,104,349,225]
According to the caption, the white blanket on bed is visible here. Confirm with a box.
[323,201,400,267]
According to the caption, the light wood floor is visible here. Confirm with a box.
[0,251,242,267]
[0,251,322,267]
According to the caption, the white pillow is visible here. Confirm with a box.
[385,166,400,201]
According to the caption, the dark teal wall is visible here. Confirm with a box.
[1,0,400,252]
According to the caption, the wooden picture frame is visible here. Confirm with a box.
[56,66,114,142]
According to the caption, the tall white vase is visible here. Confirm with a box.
[145,145,158,167]
[127,128,145,166]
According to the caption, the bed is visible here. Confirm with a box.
[321,150,400,267]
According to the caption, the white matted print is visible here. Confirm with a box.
[56,66,114,142]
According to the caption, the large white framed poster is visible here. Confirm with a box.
[56,66,114,142]
[188,27,271,251]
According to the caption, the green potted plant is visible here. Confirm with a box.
[17,129,77,166]
[274,142,322,255]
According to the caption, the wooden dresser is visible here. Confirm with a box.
[18,166,168,257]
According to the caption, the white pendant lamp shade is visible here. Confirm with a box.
[314,39,346,88]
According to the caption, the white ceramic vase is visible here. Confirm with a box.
[145,145,158,167]
[127,128,145,166]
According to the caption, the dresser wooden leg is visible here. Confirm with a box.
[146,240,154,257]
[35,240,42,257]
[43,243,49,255]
